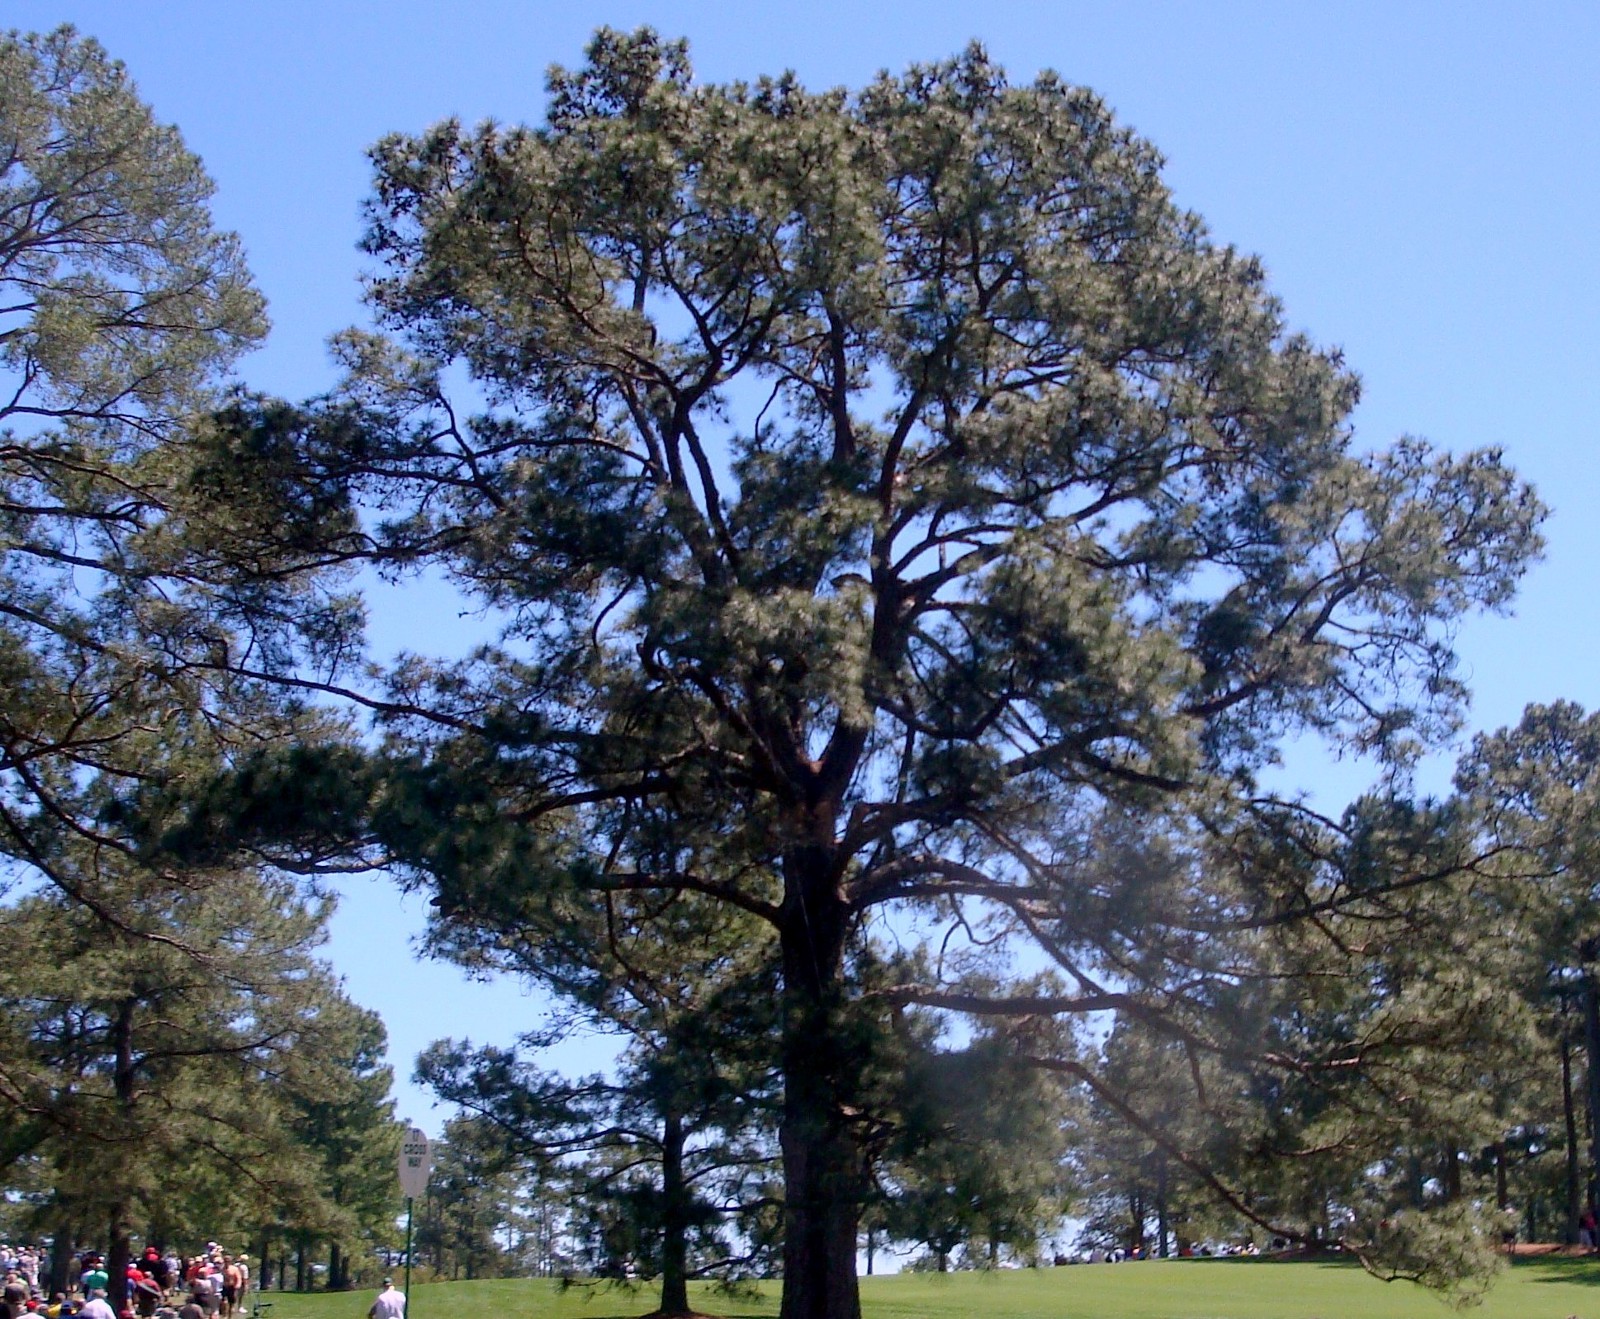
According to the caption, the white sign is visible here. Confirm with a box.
[398,1125,432,1199]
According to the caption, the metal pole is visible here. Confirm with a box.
[404,1197,413,1319]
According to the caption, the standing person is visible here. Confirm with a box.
[77,1292,112,1319]
[367,1279,404,1319]
[217,1261,239,1319]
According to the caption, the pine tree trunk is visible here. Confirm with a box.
[1441,1149,1462,1202]
[48,1219,76,1294]
[109,997,136,1311]
[1405,1154,1425,1209]
[1156,1153,1170,1259]
[1583,955,1600,1212]
[1563,1015,1582,1242]
[777,848,862,1319]
[658,1109,690,1315]
[107,1208,132,1312]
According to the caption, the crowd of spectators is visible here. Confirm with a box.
[0,1244,250,1319]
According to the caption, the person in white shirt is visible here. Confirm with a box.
[78,1290,115,1319]
[368,1280,404,1319]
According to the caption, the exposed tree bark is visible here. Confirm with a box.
[778,847,862,1319]
[48,1218,76,1295]
[1157,1153,1170,1259]
[1441,1149,1462,1203]
[1583,953,1600,1213]
[106,1207,132,1313]
[1563,1013,1582,1242]
[1405,1154,1426,1210]
[658,1109,690,1315]
[108,997,137,1312]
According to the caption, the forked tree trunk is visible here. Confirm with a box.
[778,849,862,1319]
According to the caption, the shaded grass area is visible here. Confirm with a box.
[252,1256,1600,1319]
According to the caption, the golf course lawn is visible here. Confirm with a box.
[251,1256,1600,1319]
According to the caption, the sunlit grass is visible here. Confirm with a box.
[248,1256,1600,1319]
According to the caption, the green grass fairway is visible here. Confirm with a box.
[248,1257,1600,1319]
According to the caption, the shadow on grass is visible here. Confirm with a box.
[1518,1255,1600,1286]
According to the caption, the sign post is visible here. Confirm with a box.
[397,1125,432,1317]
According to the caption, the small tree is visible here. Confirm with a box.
[413,1117,521,1281]
[416,878,782,1315]
[880,1020,1074,1270]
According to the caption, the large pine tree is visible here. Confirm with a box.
[195,29,1545,1316]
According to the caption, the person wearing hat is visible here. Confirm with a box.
[368,1279,404,1319]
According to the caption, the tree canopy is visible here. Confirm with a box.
[0,25,360,928]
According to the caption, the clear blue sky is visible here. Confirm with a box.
[13,0,1599,1133]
